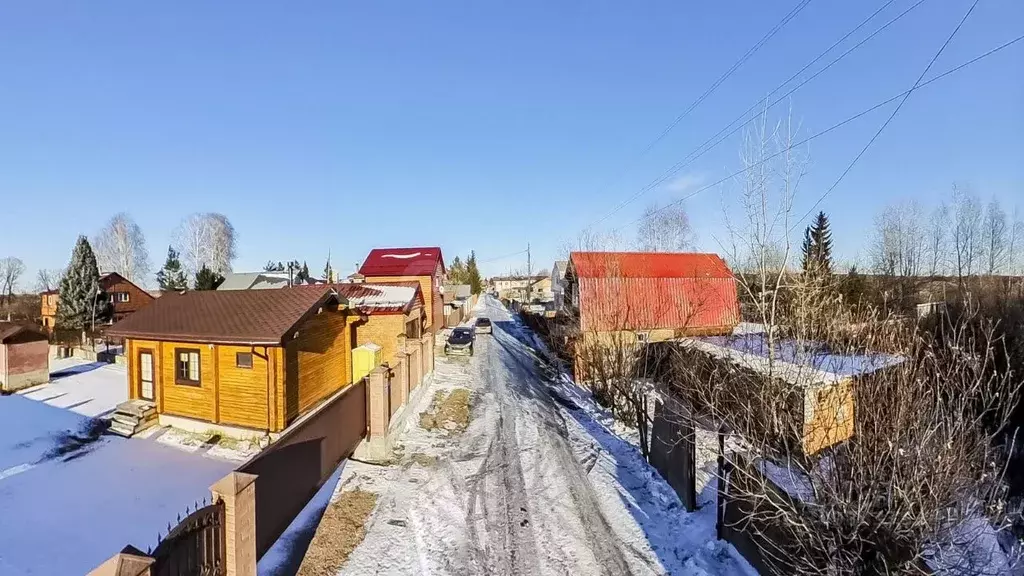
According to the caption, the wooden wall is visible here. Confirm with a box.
[362,275,441,331]
[353,308,421,366]
[285,307,354,423]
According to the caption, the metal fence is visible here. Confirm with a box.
[238,379,368,558]
[150,499,226,576]
[648,396,697,511]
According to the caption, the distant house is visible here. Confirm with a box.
[217,272,324,291]
[107,286,359,437]
[565,251,739,343]
[0,322,49,392]
[40,271,155,330]
[552,261,568,311]
[491,275,547,301]
[441,284,473,328]
[359,247,446,333]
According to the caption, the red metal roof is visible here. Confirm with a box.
[570,252,738,334]
[570,252,732,279]
[359,247,445,277]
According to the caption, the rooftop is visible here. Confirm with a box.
[570,252,732,279]
[359,247,445,277]
[334,282,423,314]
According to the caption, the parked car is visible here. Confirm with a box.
[474,317,493,335]
[445,327,476,356]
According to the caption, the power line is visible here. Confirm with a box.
[789,0,981,231]
[479,248,529,264]
[585,0,814,228]
[609,32,1024,234]
[588,0,926,229]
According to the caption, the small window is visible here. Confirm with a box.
[236,352,253,369]
[636,331,650,343]
[116,292,130,303]
[176,349,201,386]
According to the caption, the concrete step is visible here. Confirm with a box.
[108,420,136,437]
[115,400,156,419]
[108,414,158,438]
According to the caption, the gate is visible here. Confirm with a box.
[150,499,226,576]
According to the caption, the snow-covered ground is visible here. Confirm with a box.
[326,295,755,576]
[0,358,234,575]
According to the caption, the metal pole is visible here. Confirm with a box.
[716,425,726,541]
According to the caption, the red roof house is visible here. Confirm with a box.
[566,252,739,337]
[358,248,446,331]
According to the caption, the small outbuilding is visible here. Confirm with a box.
[0,322,50,392]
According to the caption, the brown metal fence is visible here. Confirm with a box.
[648,396,697,511]
[238,379,368,559]
[149,499,226,576]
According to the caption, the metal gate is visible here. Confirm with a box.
[150,499,226,576]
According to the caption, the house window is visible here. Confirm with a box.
[175,349,201,386]
[115,292,130,303]
[636,331,650,343]
[236,352,253,369]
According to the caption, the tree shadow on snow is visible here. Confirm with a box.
[50,362,108,380]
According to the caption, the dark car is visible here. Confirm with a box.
[445,327,476,356]
[474,317,493,335]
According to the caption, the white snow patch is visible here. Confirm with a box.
[18,357,128,417]
[381,252,425,260]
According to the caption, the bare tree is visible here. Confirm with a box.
[635,202,694,252]
[951,184,984,282]
[172,213,238,281]
[926,202,950,276]
[1010,207,1024,275]
[35,268,64,292]
[0,257,26,307]
[93,212,150,283]
[983,197,1009,275]
[869,201,925,277]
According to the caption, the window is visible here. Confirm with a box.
[635,331,650,343]
[115,292,130,303]
[175,349,201,386]
[236,352,253,369]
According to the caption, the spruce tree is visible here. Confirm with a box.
[194,264,224,290]
[466,251,483,294]
[448,256,466,284]
[801,211,833,276]
[56,235,103,332]
[297,261,310,283]
[156,246,189,291]
[323,254,334,283]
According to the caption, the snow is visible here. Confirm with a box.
[0,358,235,575]
[328,295,756,576]
[927,516,1023,576]
[698,333,903,378]
[381,252,424,260]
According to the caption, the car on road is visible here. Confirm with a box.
[474,317,492,335]
[445,327,476,356]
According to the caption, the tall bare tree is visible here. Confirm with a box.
[172,213,238,281]
[869,201,925,278]
[951,184,984,282]
[0,257,26,307]
[635,202,694,252]
[94,212,150,283]
[35,268,64,292]
[1010,207,1024,275]
[983,197,1009,275]
[926,202,950,276]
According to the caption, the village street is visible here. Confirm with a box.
[328,296,752,576]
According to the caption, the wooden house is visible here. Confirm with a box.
[0,322,49,392]
[335,282,425,366]
[358,247,445,333]
[40,271,155,330]
[107,286,358,437]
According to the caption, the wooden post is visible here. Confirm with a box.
[716,425,726,541]
[211,472,258,576]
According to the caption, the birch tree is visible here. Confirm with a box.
[0,257,26,307]
[951,185,984,281]
[636,203,694,252]
[35,268,64,292]
[870,201,925,278]
[983,197,1009,275]
[94,212,150,283]
[926,202,950,276]
[172,213,238,281]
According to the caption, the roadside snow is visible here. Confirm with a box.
[17,358,127,417]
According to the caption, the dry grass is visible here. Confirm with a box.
[408,452,439,468]
[296,489,379,576]
[419,388,472,433]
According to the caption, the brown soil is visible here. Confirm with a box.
[419,388,471,433]
[296,489,379,576]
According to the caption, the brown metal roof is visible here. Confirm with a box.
[0,322,47,344]
[106,285,342,345]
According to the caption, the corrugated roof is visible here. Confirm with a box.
[578,276,739,333]
[359,247,445,277]
[107,285,342,345]
[570,252,732,279]
[217,272,263,291]
[334,282,423,314]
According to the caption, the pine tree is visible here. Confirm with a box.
[448,256,466,284]
[264,261,285,272]
[156,246,189,291]
[194,264,224,290]
[323,253,334,283]
[296,261,310,284]
[466,251,483,294]
[801,211,834,276]
[56,236,104,333]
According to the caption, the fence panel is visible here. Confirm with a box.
[239,379,367,559]
[150,500,226,576]
[649,397,697,511]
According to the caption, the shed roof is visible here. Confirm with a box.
[0,322,47,344]
[107,285,342,345]
[334,282,423,314]
[359,247,445,277]
[570,252,732,279]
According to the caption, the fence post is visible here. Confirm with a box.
[420,335,432,378]
[408,345,422,389]
[716,425,725,541]
[211,471,258,576]
[367,366,390,439]
[87,546,154,576]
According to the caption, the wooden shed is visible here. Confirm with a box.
[335,282,426,365]
[0,322,50,392]
[107,286,358,436]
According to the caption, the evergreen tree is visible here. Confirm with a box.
[295,261,310,284]
[156,246,189,291]
[448,256,466,284]
[56,236,105,333]
[264,261,285,272]
[194,264,224,290]
[801,211,834,276]
[323,253,334,283]
[466,251,483,294]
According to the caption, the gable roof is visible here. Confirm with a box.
[359,247,445,277]
[333,282,423,314]
[570,252,732,279]
[554,261,569,279]
[0,322,47,344]
[107,285,343,345]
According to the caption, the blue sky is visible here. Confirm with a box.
[1,0,1021,286]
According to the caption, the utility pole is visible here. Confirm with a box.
[526,243,532,303]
